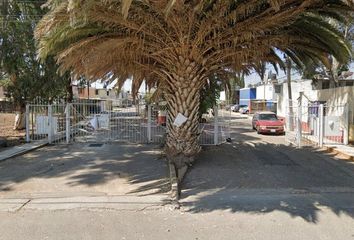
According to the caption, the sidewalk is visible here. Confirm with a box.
[324,144,354,161]
[0,143,170,201]
[0,141,48,162]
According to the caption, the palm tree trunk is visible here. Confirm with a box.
[165,89,201,165]
[164,57,205,180]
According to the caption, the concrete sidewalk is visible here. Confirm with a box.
[324,144,354,161]
[0,141,47,162]
[0,143,170,199]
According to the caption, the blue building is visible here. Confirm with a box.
[239,88,257,106]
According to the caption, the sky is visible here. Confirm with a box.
[120,62,354,93]
[244,62,354,86]
[122,78,146,93]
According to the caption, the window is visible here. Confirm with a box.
[78,88,84,94]
[259,114,277,121]
[95,89,99,95]
[106,91,109,96]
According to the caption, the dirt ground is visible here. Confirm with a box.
[0,113,26,149]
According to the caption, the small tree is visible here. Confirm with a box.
[0,0,71,129]
[199,75,222,120]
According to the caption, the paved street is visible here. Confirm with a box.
[1,206,354,240]
[0,114,353,239]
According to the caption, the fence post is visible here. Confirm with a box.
[25,104,30,143]
[296,93,303,148]
[108,105,112,141]
[48,104,53,144]
[318,104,324,148]
[214,105,219,145]
[66,103,71,144]
[227,105,231,140]
[344,104,349,145]
[147,104,152,143]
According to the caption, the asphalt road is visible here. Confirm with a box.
[1,206,353,240]
[0,114,353,240]
[182,113,354,199]
[179,113,354,239]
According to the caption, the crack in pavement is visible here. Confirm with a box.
[15,199,31,212]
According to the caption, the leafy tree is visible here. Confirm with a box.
[199,75,222,119]
[227,72,245,105]
[0,0,71,129]
[36,1,353,173]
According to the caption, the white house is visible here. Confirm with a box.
[276,78,354,143]
[256,83,277,101]
[276,78,354,118]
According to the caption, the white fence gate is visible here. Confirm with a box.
[285,102,349,147]
[26,100,230,146]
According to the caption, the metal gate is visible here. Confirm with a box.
[26,100,230,146]
[199,105,231,145]
[26,104,67,144]
[285,102,349,147]
[71,101,168,143]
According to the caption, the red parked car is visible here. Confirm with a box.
[252,112,284,134]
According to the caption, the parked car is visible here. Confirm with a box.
[231,104,247,112]
[239,106,249,114]
[230,104,238,112]
[252,112,284,134]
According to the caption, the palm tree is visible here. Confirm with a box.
[36,1,353,173]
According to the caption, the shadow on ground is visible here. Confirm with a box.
[0,143,169,196]
[180,126,354,223]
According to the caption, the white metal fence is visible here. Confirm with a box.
[199,105,231,145]
[26,100,230,146]
[285,102,349,147]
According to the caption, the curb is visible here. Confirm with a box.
[0,195,170,212]
[0,142,48,162]
[323,146,354,162]
[288,136,354,163]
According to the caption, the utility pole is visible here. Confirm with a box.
[286,55,294,131]
[263,73,266,111]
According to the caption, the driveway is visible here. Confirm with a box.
[0,143,170,198]
[181,114,354,225]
